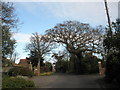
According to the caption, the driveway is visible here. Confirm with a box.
[30,73,107,88]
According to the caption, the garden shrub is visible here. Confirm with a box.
[2,77,35,88]
[80,54,99,74]
[8,66,34,77]
[105,52,120,84]
[55,60,68,73]
[2,58,13,67]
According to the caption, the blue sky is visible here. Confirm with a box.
[12,1,118,63]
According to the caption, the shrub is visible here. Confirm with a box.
[55,60,68,73]
[2,58,13,67]
[2,77,35,88]
[105,52,120,84]
[80,54,99,74]
[40,63,52,73]
[8,67,34,77]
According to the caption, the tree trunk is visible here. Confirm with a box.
[37,58,40,76]
[70,52,82,74]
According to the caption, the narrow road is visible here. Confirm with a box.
[30,73,106,88]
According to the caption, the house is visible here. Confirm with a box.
[2,59,32,73]
[18,59,30,67]
[13,59,33,71]
[12,59,31,68]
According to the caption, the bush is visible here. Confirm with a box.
[2,77,35,88]
[40,62,52,73]
[8,67,34,77]
[80,54,99,74]
[55,60,68,73]
[2,58,13,67]
[105,52,120,84]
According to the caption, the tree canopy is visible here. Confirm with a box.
[25,33,53,67]
[1,2,18,59]
[45,21,104,73]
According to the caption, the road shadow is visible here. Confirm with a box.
[95,76,119,88]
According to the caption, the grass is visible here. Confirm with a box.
[40,72,54,76]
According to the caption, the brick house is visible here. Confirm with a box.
[18,59,30,67]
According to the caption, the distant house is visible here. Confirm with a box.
[13,59,33,71]
[2,59,32,73]
[18,59,30,67]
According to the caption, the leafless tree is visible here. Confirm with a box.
[25,32,53,75]
[46,21,104,73]
[11,52,19,63]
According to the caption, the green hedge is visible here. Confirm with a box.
[8,67,34,77]
[80,54,99,74]
[105,52,120,84]
[2,77,35,88]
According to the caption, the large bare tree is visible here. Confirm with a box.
[46,21,104,73]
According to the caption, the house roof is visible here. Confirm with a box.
[18,59,30,66]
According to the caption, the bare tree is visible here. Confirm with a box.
[46,21,104,73]
[25,32,52,75]
[11,52,19,63]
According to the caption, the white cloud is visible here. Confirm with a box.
[13,33,31,43]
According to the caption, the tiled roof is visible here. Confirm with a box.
[19,59,29,66]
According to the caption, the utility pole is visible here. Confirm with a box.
[104,0,112,36]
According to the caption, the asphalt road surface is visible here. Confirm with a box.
[30,73,106,88]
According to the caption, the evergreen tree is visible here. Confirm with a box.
[104,19,120,83]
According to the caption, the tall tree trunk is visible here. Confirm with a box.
[75,52,83,74]
[37,58,41,76]
[70,52,83,74]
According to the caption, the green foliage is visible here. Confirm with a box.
[2,77,35,88]
[105,52,120,83]
[8,67,34,77]
[27,51,44,67]
[80,53,99,74]
[40,72,53,76]
[104,19,120,84]
[2,58,13,67]
[40,62,52,73]
[44,62,52,72]
[56,60,68,73]
[2,72,9,79]
[1,2,18,58]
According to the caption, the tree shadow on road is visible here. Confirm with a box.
[95,76,119,88]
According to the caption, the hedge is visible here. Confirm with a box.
[8,67,34,77]
[2,77,35,88]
